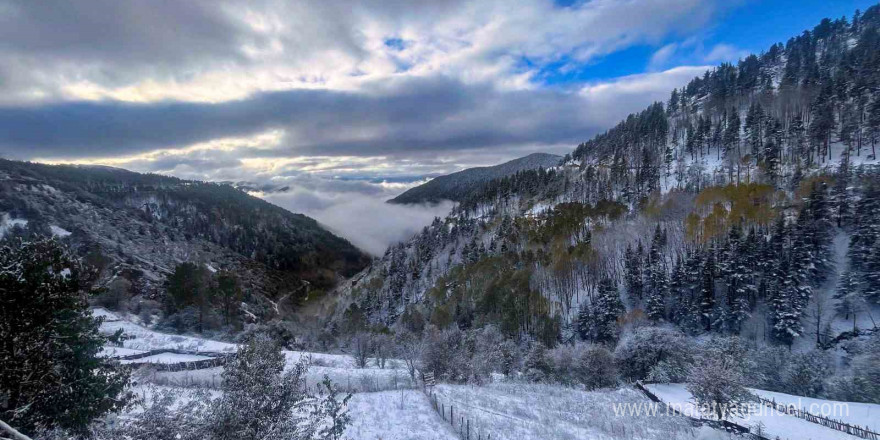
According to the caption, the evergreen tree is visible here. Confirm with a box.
[848,183,880,303]
[700,248,717,331]
[624,243,645,300]
[833,270,865,331]
[646,225,669,321]
[0,238,131,434]
[593,277,625,343]
[576,302,592,341]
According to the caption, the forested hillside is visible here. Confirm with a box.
[0,160,369,328]
[337,6,880,358]
[389,153,561,204]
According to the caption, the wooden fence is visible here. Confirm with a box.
[125,355,232,372]
[426,390,494,440]
[112,349,235,372]
[116,348,234,360]
[757,397,879,440]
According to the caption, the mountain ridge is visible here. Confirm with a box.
[388,152,562,204]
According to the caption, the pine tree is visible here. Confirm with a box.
[771,257,805,346]
[745,102,765,158]
[624,244,644,300]
[646,225,669,321]
[700,248,717,331]
[0,238,132,434]
[576,302,592,341]
[833,270,865,332]
[848,183,880,304]
[593,277,625,343]
[668,256,689,324]
[834,148,854,227]
[810,80,836,163]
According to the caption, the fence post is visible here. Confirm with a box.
[467,419,470,440]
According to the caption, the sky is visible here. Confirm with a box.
[0,0,871,253]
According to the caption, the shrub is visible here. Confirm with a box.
[614,326,692,382]
[687,340,752,420]
[546,343,617,388]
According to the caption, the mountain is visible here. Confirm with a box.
[0,159,370,322]
[333,6,880,351]
[388,152,562,204]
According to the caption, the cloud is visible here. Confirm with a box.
[263,189,454,255]
[648,43,679,70]
[703,43,749,63]
[3,68,705,163]
[0,0,726,104]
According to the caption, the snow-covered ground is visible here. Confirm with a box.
[346,391,459,440]
[94,308,800,439]
[646,383,867,440]
[94,308,412,392]
[49,224,72,237]
[433,382,699,440]
[749,388,879,432]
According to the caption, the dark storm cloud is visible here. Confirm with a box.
[0,75,607,159]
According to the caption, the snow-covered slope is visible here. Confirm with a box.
[646,383,872,440]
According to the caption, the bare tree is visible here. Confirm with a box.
[394,331,423,383]
[349,332,373,369]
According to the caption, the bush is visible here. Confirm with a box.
[826,336,880,403]
[687,340,752,420]
[614,326,692,382]
[782,350,832,397]
[94,277,132,311]
[471,325,510,382]
[748,345,791,390]
[547,343,617,389]
[523,342,551,383]
[420,326,471,382]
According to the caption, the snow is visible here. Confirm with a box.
[646,383,867,440]
[433,382,697,440]
[525,202,553,217]
[749,388,879,432]
[346,391,458,440]
[49,225,72,237]
[94,307,413,392]
[120,353,214,365]
[98,313,238,353]
[92,307,122,322]
[0,214,27,238]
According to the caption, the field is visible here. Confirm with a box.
[97,308,827,440]
[432,382,704,440]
